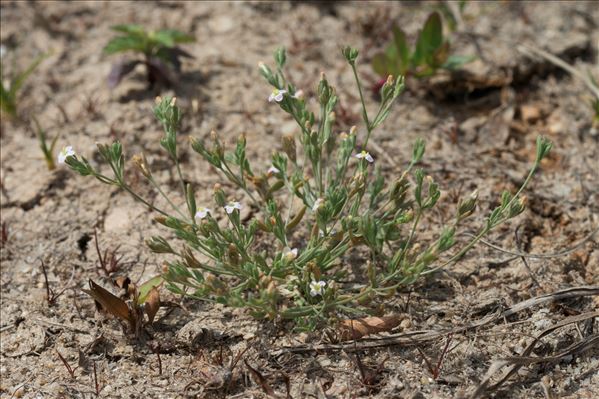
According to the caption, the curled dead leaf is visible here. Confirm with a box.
[144,286,160,324]
[338,315,401,341]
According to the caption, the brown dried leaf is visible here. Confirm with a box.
[338,315,401,341]
[144,287,160,324]
[83,279,131,323]
[112,276,131,290]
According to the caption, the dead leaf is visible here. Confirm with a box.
[338,315,401,341]
[144,287,160,324]
[112,276,131,291]
[83,279,131,323]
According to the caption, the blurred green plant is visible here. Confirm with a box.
[0,53,46,120]
[104,24,194,88]
[371,12,472,81]
[63,47,551,330]
[32,117,59,170]
[435,0,468,32]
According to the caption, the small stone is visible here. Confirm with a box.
[400,318,412,330]
[13,386,25,398]
[520,104,542,123]
[208,15,235,33]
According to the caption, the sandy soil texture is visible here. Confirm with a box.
[1,1,598,398]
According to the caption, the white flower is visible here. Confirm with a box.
[267,165,280,176]
[57,146,76,164]
[312,198,324,212]
[355,150,374,163]
[224,201,242,214]
[268,88,287,103]
[283,247,298,261]
[194,207,211,221]
[291,90,304,100]
[309,280,326,297]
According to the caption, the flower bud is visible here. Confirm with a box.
[154,215,168,226]
[457,190,478,220]
[341,46,359,64]
[132,153,152,178]
[318,73,332,105]
[182,246,201,268]
[508,196,527,218]
[228,244,240,266]
[210,130,224,158]
[381,75,394,100]
[265,281,277,298]
[146,236,174,254]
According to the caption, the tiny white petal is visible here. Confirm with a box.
[309,280,326,297]
[292,90,304,99]
[284,247,298,261]
[267,165,280,175]
[194,207,211,221]
[312,198,324,212]
[225,201,242,214]
[355,151,373,163]
[58,146,75,164]
[269,89,287,103]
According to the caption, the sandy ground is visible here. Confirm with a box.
[1,1,598,398]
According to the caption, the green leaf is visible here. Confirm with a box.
[0,81,15,117]
[11,53,47,97]
[111,24,146,36]
[431,41,450,69]
[442,54,475,70]
[153,29,194,47]
[138,275,164,304]
[372,53,391,77]
[104,36,148,55]
[413,12,443,67]
[392,26,410,75]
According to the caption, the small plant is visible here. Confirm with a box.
[371,12,472,85]
[63,46,551,330]
[32,117,59,170]
[0,52,46,120]
[104,24,194,88]
[84,276,162,338]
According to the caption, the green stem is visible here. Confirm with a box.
[147,176,189,221]
[350,63,373,146]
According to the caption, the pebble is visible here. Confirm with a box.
[520,104,542,123]
[400,318,412,330]
[208,15,235,34]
